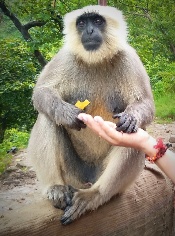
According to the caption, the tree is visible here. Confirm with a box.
[110,0,175,59]
[0,39,38,142]
[0,0,57,67]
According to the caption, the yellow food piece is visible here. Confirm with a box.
[75,99,90,110]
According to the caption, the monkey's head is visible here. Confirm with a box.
[63,5,128,64]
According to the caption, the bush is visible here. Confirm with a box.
[0,128,29,174]
[157,62,175,94]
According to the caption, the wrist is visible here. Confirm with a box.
[143,136,170,163]
[140,135,157,157]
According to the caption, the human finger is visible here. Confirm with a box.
[78,114,105,135]
[94,116,123,142]
[78,114,118,144]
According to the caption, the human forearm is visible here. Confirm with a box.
[155,150,175,184]
[78,113,175,183]
[126,132,175,183]
[141,136,175,183]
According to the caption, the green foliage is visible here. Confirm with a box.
[0,128,29,152]
[157,63,175,93]
[0,14,22,40]
[152,63,175,123]
[0,128,29,174]
[0,38,39,142]
[112,0,175,60]
[0,153,12,175]
[154,93,175,123]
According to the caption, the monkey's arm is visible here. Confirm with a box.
[125,98,155,127]
[113,47,155,133]
[32,86,86,130]
[114,97,155,133]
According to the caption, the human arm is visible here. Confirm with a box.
[78,113,175,184]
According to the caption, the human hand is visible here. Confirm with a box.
[78,114,175,184]
[78,113,150,150]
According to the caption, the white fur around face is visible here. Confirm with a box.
[63,5,128,64]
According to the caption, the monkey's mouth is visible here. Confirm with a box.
[83,40,101,51]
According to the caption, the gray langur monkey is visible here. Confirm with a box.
[28,5,155,225]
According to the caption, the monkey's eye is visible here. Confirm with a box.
[94,18,103,25]
[77,20,86,28]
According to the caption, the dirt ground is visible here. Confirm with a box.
[0,121,175,216]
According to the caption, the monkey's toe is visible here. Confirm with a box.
[60,188,99,225]
[47,185,77,210]
[61,198,87,225]
[60,206,73,225]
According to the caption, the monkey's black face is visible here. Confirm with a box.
[76,13,106,51]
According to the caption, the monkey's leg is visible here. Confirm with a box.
[28,114,75,209]
[28,114,94,210]
[61,146,145,225]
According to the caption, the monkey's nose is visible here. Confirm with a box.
[86,26,94,35]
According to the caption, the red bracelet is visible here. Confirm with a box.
[146,138,171,163]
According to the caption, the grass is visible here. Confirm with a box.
[154,92,175,123]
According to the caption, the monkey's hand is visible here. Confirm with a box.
[113,112,138,133]
[55,103,86,131]
[47,185,77,210]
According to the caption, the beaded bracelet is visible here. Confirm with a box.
[146,138,171,163]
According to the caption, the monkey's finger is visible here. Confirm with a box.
[75,118,87,129]
[71,119,86,130]
[61,200,86,225]
[115,113,128,127]
[116,118,131,132]
[126,119,137,133]
[132,125,138,133]
[112,113,123,119]
[116,114,137,132]
[79,121,87,129]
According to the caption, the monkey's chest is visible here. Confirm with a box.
[63,79,125,162]
[86,98,115,122]
[64,83,126,117]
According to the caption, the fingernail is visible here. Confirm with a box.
[78,114,88,122]
[94,116,101,123]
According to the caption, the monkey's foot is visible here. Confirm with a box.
[47,185,77,210]
[61,188,100,225]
